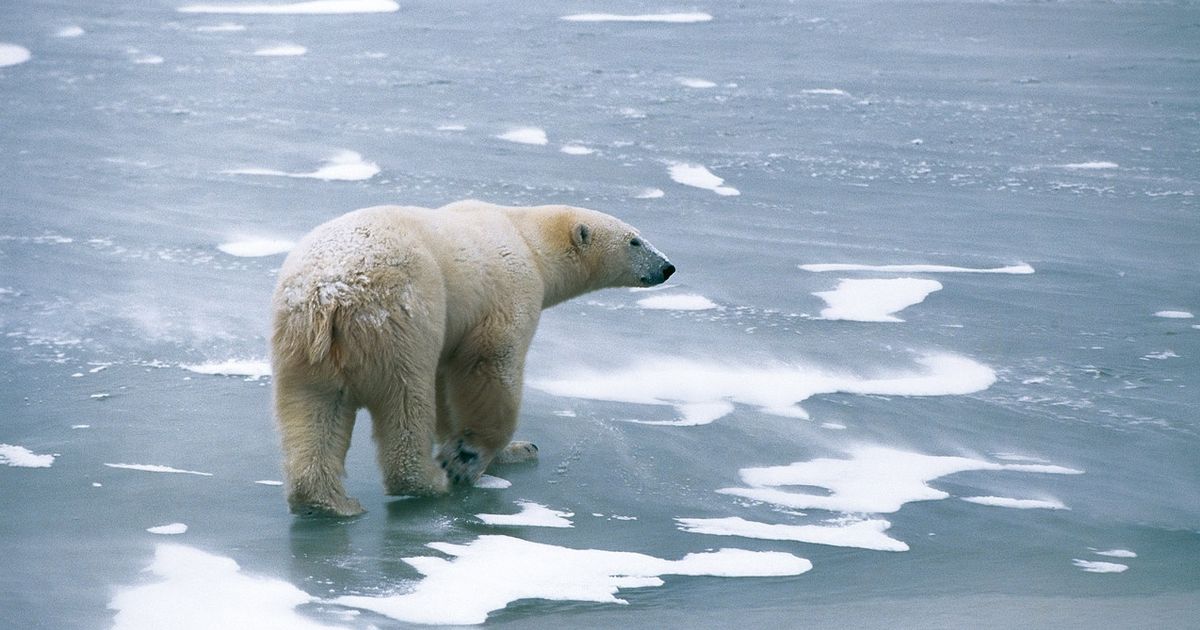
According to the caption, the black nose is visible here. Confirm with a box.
[662,264,675,281]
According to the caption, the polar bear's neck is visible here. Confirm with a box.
[505,210,599,309]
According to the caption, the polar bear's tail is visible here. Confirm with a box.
[272,297,343,369]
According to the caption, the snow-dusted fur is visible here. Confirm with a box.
[271,200,674,516]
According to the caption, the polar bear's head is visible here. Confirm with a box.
[565,208,674,290]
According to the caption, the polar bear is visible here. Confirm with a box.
[271,200,674,516]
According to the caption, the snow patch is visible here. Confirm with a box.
[147,523,189,535]
[961,496,1067,510]
[0,444,55,468]
[801,262,1034,274]
[110,544,340,630]
[253,44,306,56]
[224,150,379,181]
[104,463,214,476]
[677,516,907,552]
[677,77,716,88]
[561,13,713,23]
[179,0,399,14]
[530,353,996,425]
[813,278,942,322]
[497,127,548,145]
[195,23,246,32]
[254,479,284,486]
[55,26,86,38]
[181,359,271,380]
[1072,559,1128,573]
[560,144,595,155]
[1094,549,1137,558]
[801,88,849,96]
[668,163,739,196]
[474,474,512,489]
[1058,161,1119,170]
[477,501,573,528]
[217,237,294,257]
[720,446,1081,514]
[1154,310,1193,319]
[634,188,665,199]
[0,44,32,68]
[636,293,718,311]
[333,535,810,625]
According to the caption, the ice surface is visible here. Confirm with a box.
[634,187,665,199]
[224,150,379,181]
[253,44,307,56]
[181,359,271,379]
[110,544,339,630]
[960,496,1067,510]
[1094,549,1137,558]
[179,0,399,14]
[333,535,810,625]
[0,444,55,468]
[104,463,214,476]
[668,163,739,196]
[529,353,997,424]
[720,446,1082,514]
[476,501,574,528]
[1072,559,1128,574]
[676,77,717,88]
[800,262,1035,274]
[217,237,295,257]
[496,127,548,145]
[147,523,189,535]
[561,13,713,23]
[55,26,85,38]
[254,480,283,486]
[636,293,718,311]
[676,516,907,552]
[813,278,942,322]
[132,54,164,65]
[0,44,32,68]
[800,88,850,96]
[1154,310,1194,319]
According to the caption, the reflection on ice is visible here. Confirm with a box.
[333,535,810,625]
[529,353,996,424]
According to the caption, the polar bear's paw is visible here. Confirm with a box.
[493,441,539,464]
[437,438,488,485]
[289,493,366,518]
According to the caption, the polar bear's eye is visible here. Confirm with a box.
[630,238,642,247]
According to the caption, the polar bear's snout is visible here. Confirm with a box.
[632,237,674,286]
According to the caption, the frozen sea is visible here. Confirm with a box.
[2,1,1198,628]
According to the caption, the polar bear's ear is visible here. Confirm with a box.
[571,223,591,248]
